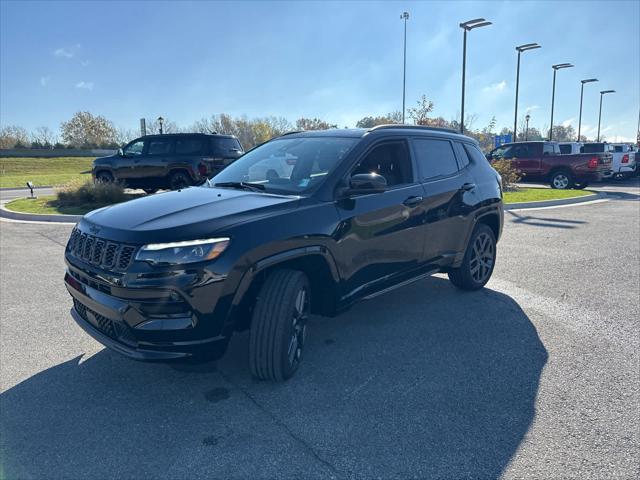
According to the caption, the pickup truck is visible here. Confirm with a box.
[609,143,636,178]
[487,140,613,189]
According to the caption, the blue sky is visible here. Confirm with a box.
[1,0,639,141]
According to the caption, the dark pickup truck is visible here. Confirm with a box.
[487,141,612,189]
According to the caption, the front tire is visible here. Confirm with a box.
[169,171,192,190]
[448,224,496,291]
[95,171,114,183]
[550,170,573,189]
[573,182,589,190]
[249,269,310,382]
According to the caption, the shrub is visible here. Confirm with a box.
[491,159,522,192]
[56,179,127,207]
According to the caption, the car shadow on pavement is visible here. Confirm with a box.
[507,210,587,229]
[1,277,547,479]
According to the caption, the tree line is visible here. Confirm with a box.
[0,94,595,152]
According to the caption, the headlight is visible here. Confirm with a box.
[135,237,230,265]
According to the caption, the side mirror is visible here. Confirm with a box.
[347,173,387,195]
[117,148,124,157]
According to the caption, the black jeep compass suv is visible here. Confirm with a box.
[64,125,503,381]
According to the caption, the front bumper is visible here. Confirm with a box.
[64,263,231,361]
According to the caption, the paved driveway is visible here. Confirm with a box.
[1,183,638,479]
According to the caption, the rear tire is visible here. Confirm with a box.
[249,269,310,382]
[550,170,573,189]
[169,171,192,190]
[448,224,496,291]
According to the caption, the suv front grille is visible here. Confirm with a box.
[73,298,136,345]
[67,228,138,271]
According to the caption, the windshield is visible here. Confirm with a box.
[210,136,358,194]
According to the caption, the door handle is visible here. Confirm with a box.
[403,196,423,208]
[460,183,476,192]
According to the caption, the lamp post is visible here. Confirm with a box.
[597,90,615,142]
[459,18,492,134]
[578,78,598,141]
[158,116,164,135]
[400,11,409,124]
[549,63,574,140]
[525,114,530,141]
[513,43,541,141]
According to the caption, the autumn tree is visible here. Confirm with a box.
[355,111,402,128]
[407,95,434,125]
[60,111,118,148]
[31,126,56,148]
[295,117,337,131]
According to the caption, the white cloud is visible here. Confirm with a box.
[561,118,576,128]
[482,81,507,93]
[75,81,94,90]
[40,76,50,87]
[81,60,90,67]
[54,48,74,58]
[525,105,540,113]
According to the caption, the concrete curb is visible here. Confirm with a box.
[0,203,81,223]
[504,192,604,210]
[0,186,53,191]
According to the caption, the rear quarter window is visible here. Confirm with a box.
[463,143,488,165]
[212,137,242,156]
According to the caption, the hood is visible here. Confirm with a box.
[80,186,299,244]
[93,154,118,165]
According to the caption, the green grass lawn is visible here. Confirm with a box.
[5,194,140,216]
[0,157,94,188]
[504,187,594,204]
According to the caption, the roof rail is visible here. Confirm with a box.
[280,130,304,136]
[368,124,459,135]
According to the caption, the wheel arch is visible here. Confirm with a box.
[228,246,341,332]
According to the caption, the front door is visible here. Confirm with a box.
[115,138,146,182]
[334,139,427,301]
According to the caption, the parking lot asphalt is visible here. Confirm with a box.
[1,181,638,479]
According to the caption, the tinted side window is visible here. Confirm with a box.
[614,146,623,152]
[463,143,488,165]
[148,139,173,155]
[543,143,557,156]
[512,144,531,158]
[559,144,571,154]
[175,137,205,155]
[123,140,144,157]
[581,144,604,153]
[352,141,413,187]
[212,138,243,156]
[413,138,459,180]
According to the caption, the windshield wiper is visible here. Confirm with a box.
[214,181,266,192]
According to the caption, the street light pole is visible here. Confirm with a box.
[597,90,616,142]
[577,78,598,141]
[525,114,530,141]
[401,12,409,124]
[549,63,574,141]
[459,18,492,134]
[513,43,541,141]
[158,116,164,135]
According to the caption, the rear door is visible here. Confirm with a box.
[412,137,478,262]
